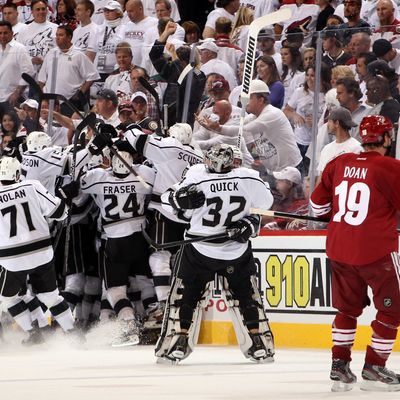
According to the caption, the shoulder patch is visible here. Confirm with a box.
[148,120,158,131]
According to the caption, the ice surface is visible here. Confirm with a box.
[1,327,400,400]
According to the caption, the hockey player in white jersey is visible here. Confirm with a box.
[0,157,77,344]
[157,144,275,363]
[62,140,156,346]
[123,123,203,324]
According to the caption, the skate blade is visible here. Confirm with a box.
[331,380,355,392]
[360,380,400,392]
[111,337,140,348]
[250,355,274,364]
[156,356,180,365]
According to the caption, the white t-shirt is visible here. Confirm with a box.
[317,137,363,174]
[142,0,181,22]
[91,0,108,25]
[205,8,235,30]
[287,87,325,146]
[200,58,238,91]
[72,22,99,52]
[12,22,28,40]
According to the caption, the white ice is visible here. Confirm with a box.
[1,327,400,400]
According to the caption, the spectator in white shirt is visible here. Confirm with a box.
[203,0,240,39]
[142,0,180,22]
[2,3,28,40]
[17,0,58,73]
[72,0,98,52]
[119,0,158,67]
[38,25,100,116]
[198,40,238,91]
[0,21,34,117]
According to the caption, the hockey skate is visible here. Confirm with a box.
[144,301,165,330]
[111,319,141,347]
[361,363,400,391]
[330,359,357,392]
[162,333,189,364]
[247,332,269,362]
[22,323,45,346]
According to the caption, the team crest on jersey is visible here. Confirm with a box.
[384,298,392,307]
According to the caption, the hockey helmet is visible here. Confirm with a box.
[0,156,21,181]
[359,115,393,145]
[205,143,234,173]
[111,150,133,176]
[169,123,193,145]
[26,131,51,152]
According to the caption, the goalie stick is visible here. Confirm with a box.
[142,226,230,250]
[250,208,329,223]
[237,8,292,149]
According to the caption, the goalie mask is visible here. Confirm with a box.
[205,143,234,173]
[0,157,21,181]
[27,131,52,152]
[169,123,193,145]
[111,150,133,176]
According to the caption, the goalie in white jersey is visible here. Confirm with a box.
[157,144,275,363]
[0,157,76,343]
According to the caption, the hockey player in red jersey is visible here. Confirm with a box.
[310,115,400,392]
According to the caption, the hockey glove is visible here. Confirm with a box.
[56,180,80,201]
[88,130,114,155]
[226,215,261,243]
[169,184,205,210]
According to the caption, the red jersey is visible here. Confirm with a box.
[310,151,400,265]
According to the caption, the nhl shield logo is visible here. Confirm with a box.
[226,266,234,274]
[384,298,392,307]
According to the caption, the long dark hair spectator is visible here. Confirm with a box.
[257,55,281,86]
[303,63,331,94]
[281,44,303,81]
[1,111,21,136]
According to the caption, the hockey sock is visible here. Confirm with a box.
[332,313,357,361]
[8,300,33,332]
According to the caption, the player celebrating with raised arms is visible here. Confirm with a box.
[156,143,275,364]
[311,115,400,392]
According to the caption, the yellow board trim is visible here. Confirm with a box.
[198,321,400,351]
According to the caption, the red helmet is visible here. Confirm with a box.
[359,115,393,144]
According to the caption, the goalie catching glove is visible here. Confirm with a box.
[169,184,205,210]
[226,215,261,243]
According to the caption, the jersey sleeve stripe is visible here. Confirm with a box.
[310,199,331,216]
[36,189,57,206]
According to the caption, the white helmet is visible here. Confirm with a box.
[0,157,21,181]
[27,131,51,152]
[205,143,234,173]
[169,123,193,145]
[111,151,133,176]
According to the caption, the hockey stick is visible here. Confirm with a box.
[250,208,329,223]
[237,8,292,149]
[138,76,164,135]
[142,226,229,250]
[21,73,43,130]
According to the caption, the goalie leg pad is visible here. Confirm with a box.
[222,276,275,363]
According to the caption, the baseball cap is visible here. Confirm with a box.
[131,91,148,103]
[104,0,122,12]
[20,99,39,110]
[273,167,302,185]
[372,39,392,57]
[197,40,219,53]
[97,89,118,107]
[258,28,275,41]
[209,78,229,92]
[118,101,134,113]
[249,79,270,94]
[328,106,357,129]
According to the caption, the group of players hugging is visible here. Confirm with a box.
[0,119,275,365]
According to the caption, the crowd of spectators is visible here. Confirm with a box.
[1,0,400,231]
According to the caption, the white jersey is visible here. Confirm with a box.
[21,147,67,195]
[161,164,273,260]
[80,166,155,238]
[0,179,67,271]
[124,130,204,222]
